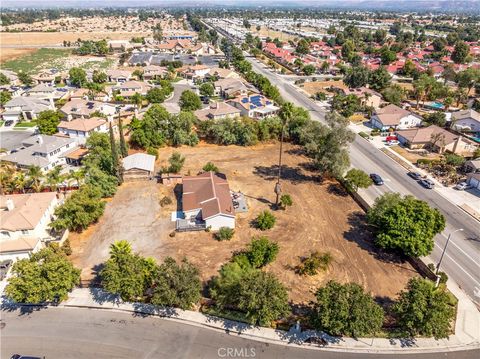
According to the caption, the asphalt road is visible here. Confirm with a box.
[1,307,479,359]
[244,55,480,305]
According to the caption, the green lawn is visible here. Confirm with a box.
[2,48,72,74]
[14,121,37,128]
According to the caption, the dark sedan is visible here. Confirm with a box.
[370,173,384,185]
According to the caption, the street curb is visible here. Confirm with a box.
[41,303,480,355]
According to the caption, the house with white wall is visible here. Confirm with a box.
[180,172,235,231]
[0,192,59,262]
[2,135,78,172]
[2,97,55,123]
[57,117,108,144]
[370,104,423,131]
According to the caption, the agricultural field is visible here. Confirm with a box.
[69,143,418,305]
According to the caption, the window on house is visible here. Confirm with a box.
[21,230,29,235]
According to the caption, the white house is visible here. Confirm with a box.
[370,104,423,131]
[451,109,480,135]
[0,192,59,262]
[2,97,55,123]
[57,117,108,144]
[60,99,116,121]
[227,94,279,119]
[181,172,235,230]
[2,135,78,172]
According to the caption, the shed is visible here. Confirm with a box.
[122,153,156,181]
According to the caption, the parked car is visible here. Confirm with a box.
[10,355,45,359]
[454,182,472,191]
[408,171,422,180]
[419,179,435,189]
[370,173,384,185]
[0,259,12,280]
[4,120,14,127]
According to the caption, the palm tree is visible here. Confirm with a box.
[275,102,294,207]
[109,240,132,261]
[70,169,85,189]
[46,166,62,192]
[27,165,43,193]
[13,172,28,194]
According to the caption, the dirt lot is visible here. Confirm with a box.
[0,32,149,62]
[70,143,418,304]
[302,80,347,96]
[390,145,443,163]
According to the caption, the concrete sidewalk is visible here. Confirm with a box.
[47,285,480,354]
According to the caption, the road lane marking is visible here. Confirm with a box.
[434,242,480,286]
[438,232,480,268]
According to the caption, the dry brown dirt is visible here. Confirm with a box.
[69,142,418,304]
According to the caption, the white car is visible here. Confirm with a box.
[454,182,472,191]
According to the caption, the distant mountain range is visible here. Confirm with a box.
[3,0,480,13]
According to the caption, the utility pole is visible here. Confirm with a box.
[435,228,463,287]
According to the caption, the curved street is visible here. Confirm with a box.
[1,307,479,359]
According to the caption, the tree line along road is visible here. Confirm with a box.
[1,307,479,359]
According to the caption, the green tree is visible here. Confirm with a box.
[0,72,10,85]
[146,87,167,103]
[255,210,276,231]
[92,70,107,84]
[380,47,397,65]
[179,90,202,111]
[296,39,310,55]
[101,240,156,302]
[302,64,316,76]
[202,162,219,172]
[451,41,470,64]
[299,112,354,178]
[310,281,384,337]
[109,123,121,181]
[367,193,446,257]
[118,116,128,158]
[150,257,201,309]
[199,82,214,98]
[344,66,370,88]
[167,152,185,173]
[215,227,235,241]
[0,90,12,106]
[368,66,391,91]
[211,267,290,326]
[331,94,362,118]
[18,72,33,86]
[36,110,61,135]
[245,236,279,268]
[279,194,293,210]
[344,168,373,192]
[393,278,455,339]
[5,247,80,303]
[456,68,480,96]
[50,185,105,232]
[381,85,405,106]
[424,112,446,127]
[69,67,87,87]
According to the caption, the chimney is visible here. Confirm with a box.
[37,135,43,144]
[6,199,15,211]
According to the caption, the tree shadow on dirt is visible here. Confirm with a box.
[343,212,410,265]
[253,165,323,185]
[326,183,349,197]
